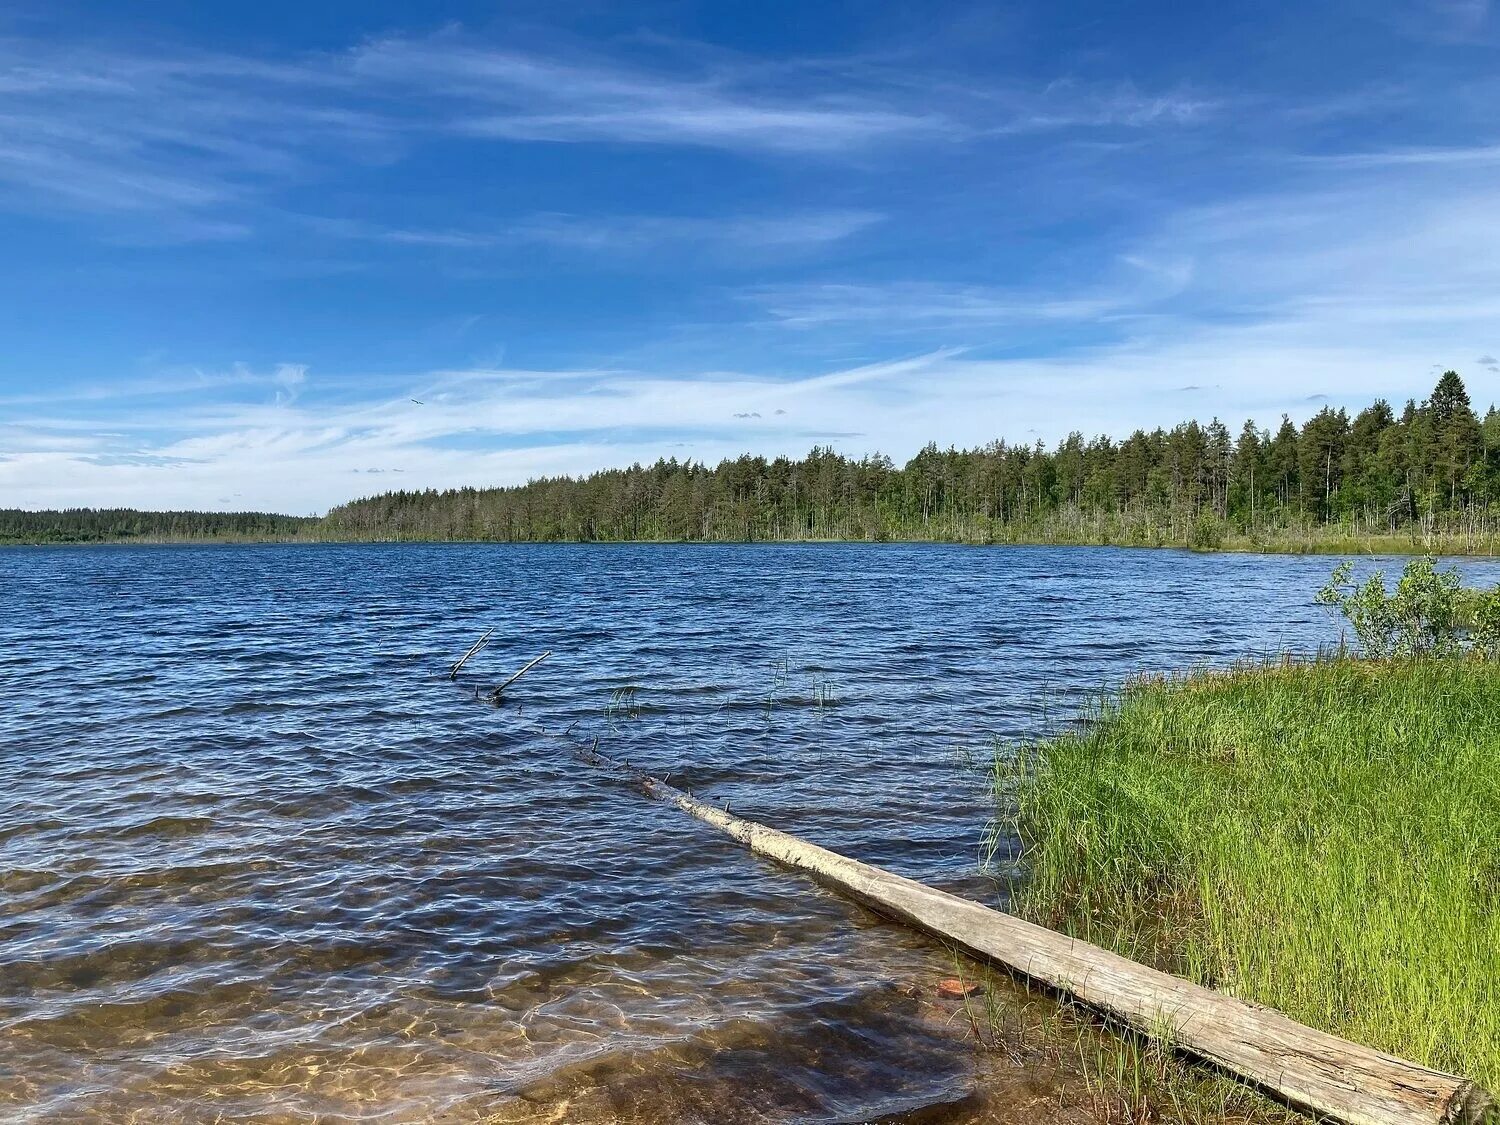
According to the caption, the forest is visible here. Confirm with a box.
[320,372,1500,549]
[0,508,316,544]
[6,372,1498,549]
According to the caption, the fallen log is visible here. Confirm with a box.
[638,775,1495,1125]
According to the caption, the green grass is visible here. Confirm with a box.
[950,956,1306,1125]
[11,520,1500,556]
[1000,657,1500,1095]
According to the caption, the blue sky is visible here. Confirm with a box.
[2,0,1498,513]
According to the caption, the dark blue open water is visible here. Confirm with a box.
[4,544,1497,1123]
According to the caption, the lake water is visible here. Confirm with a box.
[5,544,1498,1123]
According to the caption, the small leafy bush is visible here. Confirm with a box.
[1317,555,1500,658]
[1466,586,1500,660]
[1189,511,1224,550]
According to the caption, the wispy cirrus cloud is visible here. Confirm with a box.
[0,32,921,227]
[1302,143,1500,167]
[745,135,1500,351]
[0,27,1218,234]
[752,281,1130,329]
[510,209,886,252]
[750,261,1193,331]
[0,39,381,226]
[310,208,884,256]
[0,362,315,408]
[982,80,1218,134]
[347,34,953,152]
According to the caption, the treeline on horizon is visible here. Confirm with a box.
[0,508,316,545]
[323,371,1500,547]
[6,372,1498,548]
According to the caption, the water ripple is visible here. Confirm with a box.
[4,543,1497,1121]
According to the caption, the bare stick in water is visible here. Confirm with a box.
[448,627,496,680]
[488,650,551,701]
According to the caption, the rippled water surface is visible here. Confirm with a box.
[6,543,1498,1123]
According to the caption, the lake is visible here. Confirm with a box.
[5,544,1497,1122]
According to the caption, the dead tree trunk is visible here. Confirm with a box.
[638,777,1494,1125]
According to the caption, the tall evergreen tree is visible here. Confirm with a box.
[1266,416,1301,512]
[1427,371,1482,508]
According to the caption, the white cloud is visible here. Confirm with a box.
[0,363,316,408]
[0,33,934,225]
[315,209,884,256]
[987,82,1218,134]
[0,40,382,223]
[347,35,953,153]
[0,28,1218,231]
[271,363,309,405]
[1302,144,1500,168]
[748,138,1500,363]
[750,261,1193,330]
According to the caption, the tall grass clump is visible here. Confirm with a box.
[1004,655,1500,1091]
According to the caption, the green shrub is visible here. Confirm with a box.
[1467,586,1500,660]
[1189,511,1224,550]
[1315,555,1500,658]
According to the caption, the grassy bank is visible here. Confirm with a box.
[1001,657,1499,1095]
[957,523,1500,556]
[7,525,1500,555]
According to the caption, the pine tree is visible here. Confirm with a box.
[1267,416,1301,513]
[1232,420,1264,530]
[1428,372,1481,509]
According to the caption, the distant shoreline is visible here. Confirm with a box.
[5,533,1497,556]
[10,371,1499,558]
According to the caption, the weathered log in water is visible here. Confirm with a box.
[638,776,1496,1125]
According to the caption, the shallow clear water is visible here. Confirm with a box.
[4,543,1497,1123]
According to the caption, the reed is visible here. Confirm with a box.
[999,656,1500,1094]
[762,654,792,719]
[604,684,641,727]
